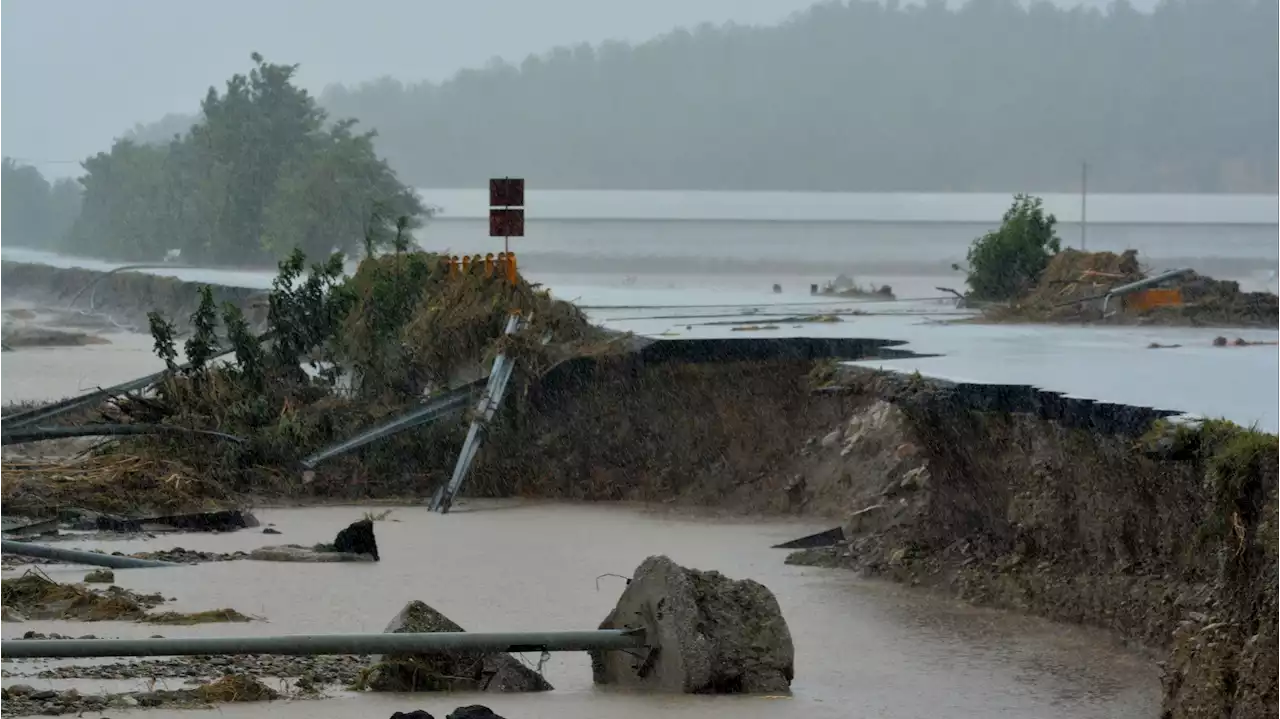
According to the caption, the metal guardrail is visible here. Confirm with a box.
[0,540,177,569]
[2,629,646,659]
[1101,268,1194,314]
[299,380,484,469]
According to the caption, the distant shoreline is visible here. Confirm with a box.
[415,188,1280,225]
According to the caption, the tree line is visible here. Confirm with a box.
[8,54,424,265]
[311,0,1274,193]
[2,159,82,250]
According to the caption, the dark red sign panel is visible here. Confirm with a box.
[489,208,525,237]
[489,178,525,208]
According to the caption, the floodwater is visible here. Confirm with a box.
[1,504,1161,718]
[2,250,1276,429]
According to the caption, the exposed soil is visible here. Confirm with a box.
[782,369,1277,719]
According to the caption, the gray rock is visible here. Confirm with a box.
[591,555,795,694]
[819,430,842,449]
[7,684,36,697]
[247,544,374,562]
[390,712,435,719]
[31,689,57,700]
[2,605,27,622]
[84,568,115,583]
[363,600,552,693]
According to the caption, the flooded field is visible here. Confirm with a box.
[1,504,1160,718]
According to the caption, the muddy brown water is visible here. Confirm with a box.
[0,503,1159,718]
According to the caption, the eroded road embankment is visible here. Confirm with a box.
[3,260,1273,718]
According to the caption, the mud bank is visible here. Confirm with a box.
[0,262,266,332]
[775,370,1277,719]
[473,353,864,510]
[470,358,1273,717]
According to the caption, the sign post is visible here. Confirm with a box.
[489,178,525,255]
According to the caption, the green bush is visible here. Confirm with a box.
[964,194,1061,301]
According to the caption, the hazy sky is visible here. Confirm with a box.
[2,0,1148,178]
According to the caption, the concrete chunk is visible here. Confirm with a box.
[591,555,795,693]
[363,600,552,693]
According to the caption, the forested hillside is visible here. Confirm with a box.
[310,0,1276,193]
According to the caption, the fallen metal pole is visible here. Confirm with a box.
[0,540,177,569]
[431,314,523,514]
[2,629,646,659]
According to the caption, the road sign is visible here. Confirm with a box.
[490,178,524,207]
[489,208,525,238]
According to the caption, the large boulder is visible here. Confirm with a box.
[362,601,552,693]
[591,555,794,693]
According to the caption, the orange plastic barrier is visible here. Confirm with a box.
[1125,288,1183,312]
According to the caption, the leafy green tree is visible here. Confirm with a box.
[260,119,425,259]
[964,194,1061,302]
[185,286,222,374]
[67,54,424,264]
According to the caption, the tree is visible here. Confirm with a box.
[1,158,81,248]
[67,54,425,264]
[964,194,1061,302]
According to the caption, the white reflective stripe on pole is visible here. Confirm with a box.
[2,629,646,659]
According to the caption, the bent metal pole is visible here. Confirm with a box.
[2,629,646,660]
[0,540,177,569]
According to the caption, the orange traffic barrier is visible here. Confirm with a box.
[1125,288,1183,312]
[506,252,518,285]
[484,253,495,278]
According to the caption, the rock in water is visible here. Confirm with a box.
[447,707,505,719]
[333,518,380,560]
[363,600,553,692]
[390,711,434,719]
[591,555,794,693]
[247,544,375,562]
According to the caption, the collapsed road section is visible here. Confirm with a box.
[2,254,1276,717]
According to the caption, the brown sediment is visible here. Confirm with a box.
[980,249,1279,327]
[0,454,243,518]
[144,608,256,625]
[193,673,281,702]
[0,571,163,620]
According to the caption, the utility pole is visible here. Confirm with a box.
[1080,161,1088,251]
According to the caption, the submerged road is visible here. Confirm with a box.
[0,503,1161,718]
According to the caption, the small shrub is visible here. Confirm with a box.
[965,194,1061,301]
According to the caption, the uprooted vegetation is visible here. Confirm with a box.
[2,249,615,514]
[952,195,1277,327]
[783,367,1277,719]
[981,248,1279,326]
[0,570,257,624]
